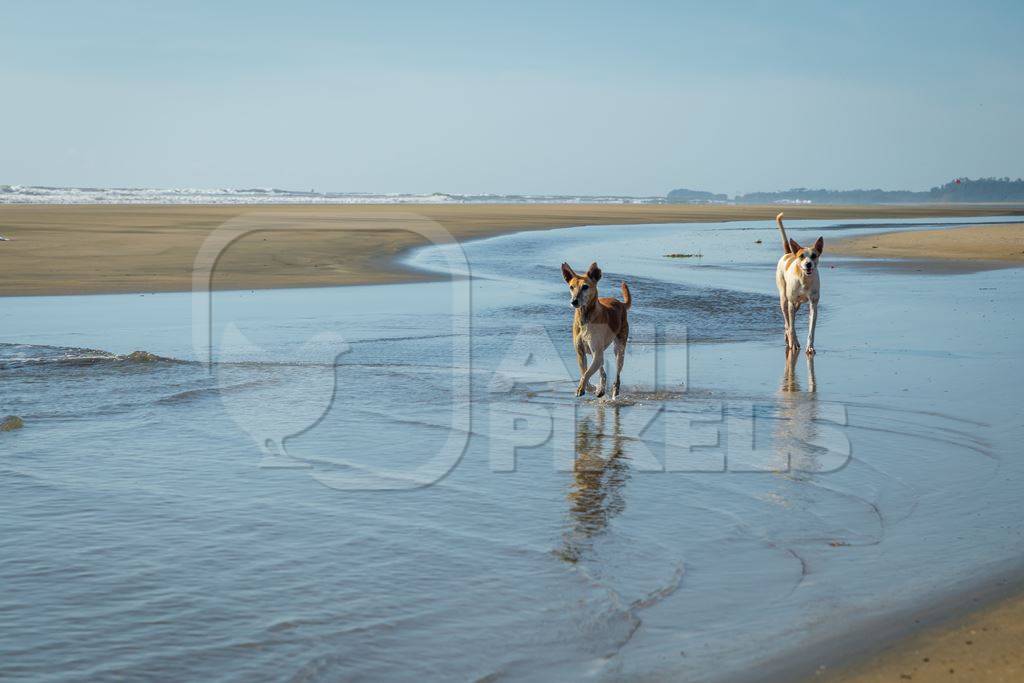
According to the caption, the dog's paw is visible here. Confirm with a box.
[595,386,606,398]
[575,386,586,398]
[805,346,816,356]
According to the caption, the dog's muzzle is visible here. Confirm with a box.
[570,298,580,308]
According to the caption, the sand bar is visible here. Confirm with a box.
[831,222,1024,263]
[1,203,1023,297]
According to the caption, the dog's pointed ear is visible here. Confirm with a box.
[586,262,602,282]
[789,238,802,253]
[561,262,575,283]
[814,236,824,253]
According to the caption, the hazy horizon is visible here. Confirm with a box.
[2,1,1022,196]
[3,176,1020,199]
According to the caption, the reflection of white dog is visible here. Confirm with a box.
[0,235,9,241]
[775,213,824,355]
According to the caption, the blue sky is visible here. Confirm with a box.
[2,0,1022,195]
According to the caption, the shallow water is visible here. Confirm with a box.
[2,216,1022,681]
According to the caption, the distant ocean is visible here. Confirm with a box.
[0,185,665,205]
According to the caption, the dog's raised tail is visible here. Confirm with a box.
[621,281,632,309]
[776,212,792,254]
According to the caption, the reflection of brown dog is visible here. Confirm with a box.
[560,262,631,399]
[559,404,629,564]
[775,213,824,355]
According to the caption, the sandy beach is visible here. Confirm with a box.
[1,203,1022,297]
[831,222,1024,264]
[818,585,1024,683]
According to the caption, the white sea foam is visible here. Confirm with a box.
[0,184,665,205]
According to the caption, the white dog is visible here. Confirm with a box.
[775,213,823,355]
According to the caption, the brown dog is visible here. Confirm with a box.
[560,262,631,398]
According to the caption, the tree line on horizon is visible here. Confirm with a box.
[667,177,1024,204]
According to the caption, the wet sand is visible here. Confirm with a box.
[1,203,1022,296]
[817,586,1024,683]
[831,222,1024,264]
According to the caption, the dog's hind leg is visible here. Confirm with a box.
[612,335,626,399]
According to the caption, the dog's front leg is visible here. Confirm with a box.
[787,302,800,351]
[574,339,595,394]
[805,300,818,356]
[577,351,604,397]
[781,299,794,350]
[596,359,608,398]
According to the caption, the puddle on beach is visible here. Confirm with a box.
[1,216,1022,682]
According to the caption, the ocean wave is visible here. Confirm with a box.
[0,343,186,370]
[0,342,471,373]
[0,184,666,205]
